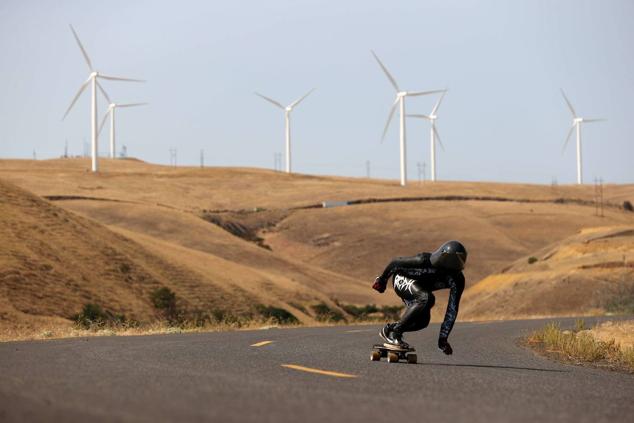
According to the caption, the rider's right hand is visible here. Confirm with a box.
[372,276,386,293]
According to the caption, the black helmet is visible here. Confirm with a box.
[430,240,467,271]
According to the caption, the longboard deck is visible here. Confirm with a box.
[371,344,417,363]
[372,343,415,353]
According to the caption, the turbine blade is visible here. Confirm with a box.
[371,50,399,92]
[560,89,577,117]
[562,124,575,154]
[433,125,445,151]
[407,89,446,97]
[116,102,149,108]
[289,88,315,109]
[98,74,146,82]
[583,118,606,123]
[69,25,93,71]
[431,90,447,115]
[62,77,91,120]
[406,114,431,120]
[381,98,399,143]
[98,109,110,135]
[96,81,111,104]
[255,92,285,109]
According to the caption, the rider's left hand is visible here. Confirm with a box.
[438,336,453,355]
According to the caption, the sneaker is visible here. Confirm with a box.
[379,323,409,349]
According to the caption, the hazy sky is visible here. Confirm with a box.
[0,0,632,183]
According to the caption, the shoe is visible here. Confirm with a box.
[379,323,409,349]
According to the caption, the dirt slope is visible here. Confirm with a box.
[461,226,634,319]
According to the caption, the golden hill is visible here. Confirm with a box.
[0,158,633,338]
[0,177,376,339]
[461,226,634,319]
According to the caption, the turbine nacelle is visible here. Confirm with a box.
[574,117,583,123]
[397,91,407,98]
[285,106,293,112]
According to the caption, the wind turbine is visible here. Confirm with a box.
[408,91,447,182]
[98,102,148,158]
[371,50,445,186]
[561,89,606,184]
[255,89,314,173]
[62,24,145,172]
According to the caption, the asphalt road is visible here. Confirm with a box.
[0,317,632,423]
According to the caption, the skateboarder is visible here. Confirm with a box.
[372,240,467,355]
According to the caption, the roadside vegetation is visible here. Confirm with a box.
[526,320,634,373]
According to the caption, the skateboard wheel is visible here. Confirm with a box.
[387,352,399,363]
[407,354,417,364]
[370,351,381,361]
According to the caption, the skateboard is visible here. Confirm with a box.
[370,343,417,364]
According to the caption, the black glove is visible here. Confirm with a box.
[438,337,453,355]
[372,276,386,293]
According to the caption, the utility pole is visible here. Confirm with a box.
[120,145,127,158]
[274,152,282,172]
[32,149,36,160]
[366,160,371,179]
[64,139,68,158]
[169,148,177,167]
[200,149,205,168]
[594,177,599,216]
[416,162,423,185]
[599,178,604,217]
[422,162,426,183]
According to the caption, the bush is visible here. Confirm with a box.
[150,287,179,322]
[73,303,126,329]
[341,304,378,318]
[379,305,404,321]
[624,201,633,212]
[256,305,299,325]
[311,303,346,322]
[528,256,538,264]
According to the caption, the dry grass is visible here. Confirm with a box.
[462,226,634,319]
[527,320,634,373]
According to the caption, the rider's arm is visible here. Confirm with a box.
[439,272,465,340]
[377,254,425,284]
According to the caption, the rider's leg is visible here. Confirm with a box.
[380,275,433,346]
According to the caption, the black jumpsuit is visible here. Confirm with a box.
[377,252,465,338]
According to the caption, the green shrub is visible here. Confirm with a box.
[119,263,131,274]
[379,305,404,321]
[256,305,299,325]
[528,256,538,264]
[73,303,126,329]
[150,287,179,322]
[311,303,346,322]
[341,304,378,318]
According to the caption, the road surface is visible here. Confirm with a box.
[0,318,632,422]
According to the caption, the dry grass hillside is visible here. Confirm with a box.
[0,178,385,340]
[1,158,633,338]
[462,226,634,319]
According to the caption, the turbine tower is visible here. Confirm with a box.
[98,102,148,158]
[408,91,447,182]
[560,89,606,184]
[62,25,145,172]
[371,50,445,186]
[255,89,314,173]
